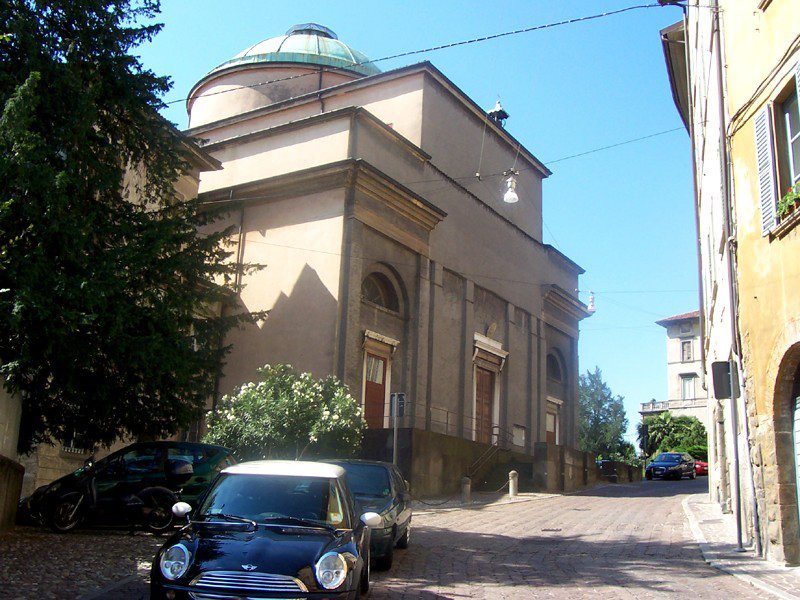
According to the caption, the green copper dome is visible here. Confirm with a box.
[210,23,380,78]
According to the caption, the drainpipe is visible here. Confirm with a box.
[712,0,761,555]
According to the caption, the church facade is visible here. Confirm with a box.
[187,24,590,474]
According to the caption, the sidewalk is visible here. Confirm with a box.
[683,492,800,599]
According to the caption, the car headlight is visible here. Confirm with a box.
[315,552,347,590]
[160,543,191,580]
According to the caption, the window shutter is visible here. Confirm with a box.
[795,60,800,112]
[755,106,777,235]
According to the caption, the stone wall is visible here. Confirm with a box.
[0,453,24,532]
[361,429,635,497]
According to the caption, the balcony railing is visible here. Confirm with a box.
[640,398,707,412]
[386,398,516,449]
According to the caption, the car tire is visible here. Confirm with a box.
[396,524,410,549]
[646,472,652,480]
[360,549,370,595]
[375,544,393,571]
[47,495,83,533]
[140,488,177,534]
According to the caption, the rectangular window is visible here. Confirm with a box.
[365,355,384,384]
[781,91,800,186]
[681,376,696,400]
[681,340,693,362]
[513,424,526,447]
[759,63,800,234]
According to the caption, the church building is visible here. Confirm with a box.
[187,24,590,489]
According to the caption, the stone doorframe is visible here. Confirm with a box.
[768,339,800,564]
[471,333,508,444]
[362,330,400,429]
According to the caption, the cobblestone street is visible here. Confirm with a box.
[0,478,768,599]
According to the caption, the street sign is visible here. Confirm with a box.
[390,393,405,417]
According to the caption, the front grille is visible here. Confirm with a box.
[189,571,307,599]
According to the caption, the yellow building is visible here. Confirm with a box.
[663,0,800,563]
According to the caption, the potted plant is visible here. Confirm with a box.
[778,182,800,218]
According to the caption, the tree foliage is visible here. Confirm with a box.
[638,411,707,459]
[0,1,249,452]
[578,367,629,459]
[204,364,366,460]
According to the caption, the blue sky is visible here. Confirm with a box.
[136,1,698,443]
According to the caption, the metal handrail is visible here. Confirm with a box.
[391,399,517,448]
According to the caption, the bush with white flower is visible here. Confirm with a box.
[204,364,366,460]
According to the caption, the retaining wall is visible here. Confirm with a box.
[0,453,24,532]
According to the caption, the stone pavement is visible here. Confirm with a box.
[0,478,774,599]
[683,491,800,599]
[0,526,160,599]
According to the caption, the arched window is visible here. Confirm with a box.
[546,354,563,382]
[361,272,399,312]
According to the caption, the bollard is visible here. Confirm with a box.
[509,470,518,497]
[461,476,472,504]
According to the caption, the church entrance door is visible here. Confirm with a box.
[475,367,494,444]
[364,354,387,429]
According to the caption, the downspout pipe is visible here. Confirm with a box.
[712,0,761,556]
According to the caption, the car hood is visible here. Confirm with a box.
[649,461,682,468]
[183,524,350,578]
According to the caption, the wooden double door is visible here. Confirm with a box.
[475,367,494,444]
[364,354,387,429]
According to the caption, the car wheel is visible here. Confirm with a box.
[141,488,176,534]
[360,548,370,595]
[646,472,652,480]
[396,524,410,549]
[375,544,393,571]
[48,495,83,533]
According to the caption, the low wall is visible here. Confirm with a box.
[0,453,24,532]
[360,429,640,496]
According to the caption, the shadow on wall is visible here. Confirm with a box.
[222,264,339,393]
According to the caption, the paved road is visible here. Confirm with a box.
[370,478,762,599]
[0,478,764,599]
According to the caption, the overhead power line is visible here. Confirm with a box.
[164,3,663,107]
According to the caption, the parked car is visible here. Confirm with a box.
[325,459,412,570]
[19,441,234,533]
[151,460,380,600]
[695,460,709,476]
[645,452,696,480]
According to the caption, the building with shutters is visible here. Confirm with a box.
[640,311,709,427]
[186,24,590,492]
[661,0,800,564]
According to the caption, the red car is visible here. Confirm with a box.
[695,460,708,476]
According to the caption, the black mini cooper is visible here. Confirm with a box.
[150,460,381,600]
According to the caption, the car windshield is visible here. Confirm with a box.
[197,474,347,528]
[655,454,681,463]
[340,464,391,498]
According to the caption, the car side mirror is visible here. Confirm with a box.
[172,501,192,520]
[83,456,95,470]
[361,512,381,528]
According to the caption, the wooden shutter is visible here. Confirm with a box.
[755,106,777,235]
[796,61,800,108]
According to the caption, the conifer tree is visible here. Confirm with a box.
[0,1,249,452]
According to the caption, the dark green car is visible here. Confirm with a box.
[325,459,412,570]
[19,441,235,532]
